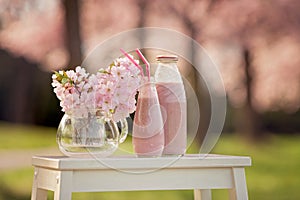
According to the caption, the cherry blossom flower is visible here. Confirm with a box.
[52,55,143,121]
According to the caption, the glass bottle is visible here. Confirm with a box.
[132,79,164,157]
[154,55,187,156]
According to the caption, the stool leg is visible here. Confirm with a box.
[31,168,47,200]
[194,189,212,200]
[31,187,47,200]
[54,171,73,200]
[229,168,248,200]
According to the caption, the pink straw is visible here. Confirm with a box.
[135,48,150,81]
[120,49,144,77]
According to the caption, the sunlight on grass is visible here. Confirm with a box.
[212,134,300,200]
[70,190,193,200]
[0,123,299,200]
[0,122,56,150]
[0,168,33,200]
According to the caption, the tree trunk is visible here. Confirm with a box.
[191,33,211,146]
[63,0,83,69]
[234,48,266,142]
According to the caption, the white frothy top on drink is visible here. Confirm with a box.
[155,63,182,83]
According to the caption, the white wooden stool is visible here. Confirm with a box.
[31,154,251,200]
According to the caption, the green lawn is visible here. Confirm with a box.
[212,134,300,200]
[0,122,56,150]
[0,123,300,200]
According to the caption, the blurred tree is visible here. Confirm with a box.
[0,0,78,125]
[0,0,299,134]
[233,48,263,141]
[0,49,52,124]
[136,0,148,28]
[201,0,300,141]
[63,0,83,69]
[147,0,300,141]
[162,0,219,144]
[136,0,149,48]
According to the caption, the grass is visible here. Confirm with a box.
[0,122,56,150]
[212,134,300,200]
[0,123,300,199]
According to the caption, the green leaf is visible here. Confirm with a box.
[61,77,69,85]
[54,71,63,82]
[109,62,115,68]
[99,69,109,74]
[63,71,68,77]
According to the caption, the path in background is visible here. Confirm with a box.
[0,148,63,170]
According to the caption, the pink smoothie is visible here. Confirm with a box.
[156,82,187,155]
[132,84,164,157]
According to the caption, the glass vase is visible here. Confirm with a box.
[57,111,128,157]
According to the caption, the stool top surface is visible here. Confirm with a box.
[32,154,251,170]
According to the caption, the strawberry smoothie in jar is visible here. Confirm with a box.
[155,55,187,156]
[132,80,164,157]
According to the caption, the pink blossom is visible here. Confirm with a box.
[52,56,142,120]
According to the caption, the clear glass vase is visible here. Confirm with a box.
[57,111,128,157]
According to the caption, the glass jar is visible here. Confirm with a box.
[155,55,187,155]
[57,110,128,157]
[132,79,164,157]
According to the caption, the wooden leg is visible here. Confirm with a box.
[54,171,73,200]
[194,189,212,200]
[31,168,47,200]
[31,187,48,200]
[229,168,248,200]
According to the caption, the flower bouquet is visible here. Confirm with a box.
[52,53,144,157]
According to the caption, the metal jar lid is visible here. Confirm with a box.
[156,55,178,62]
